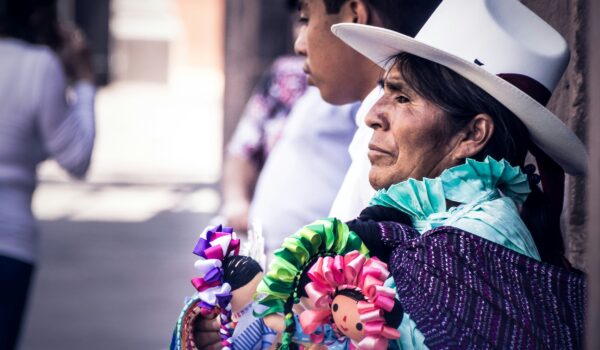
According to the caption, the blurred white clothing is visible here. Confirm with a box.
[0,38,95,263]
[249,87,358,254]
[328,86,382,221]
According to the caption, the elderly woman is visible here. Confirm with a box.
[254,0,586,349]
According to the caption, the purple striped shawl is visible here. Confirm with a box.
[377,223,585,350]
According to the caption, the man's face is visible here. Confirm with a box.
[294,0,382,105]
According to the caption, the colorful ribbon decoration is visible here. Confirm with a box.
[253,218,370,349]
[299,251,400,350]
[191,225,240,350]
[170,225,241,350]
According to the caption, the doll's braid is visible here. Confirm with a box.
[279,277,299,350]
[220,301,234,350]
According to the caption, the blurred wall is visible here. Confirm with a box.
[175,0,224,71]
[110,0,181,83]
[223,0,294,147]
[521,0,588,270]
[586,0,599,348]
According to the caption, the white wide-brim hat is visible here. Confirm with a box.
[331,0,587,175]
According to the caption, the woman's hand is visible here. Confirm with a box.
[57,22,95,84]
[193,313,222,350]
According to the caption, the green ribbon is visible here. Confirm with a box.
[253,217,370,323]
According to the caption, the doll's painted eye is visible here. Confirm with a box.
[332,303,339,312]
[356,323,363,331]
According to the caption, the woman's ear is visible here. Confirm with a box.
[339,0,370,24]
[451,113,494,160]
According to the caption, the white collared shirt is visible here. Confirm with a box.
[328,86,382,221]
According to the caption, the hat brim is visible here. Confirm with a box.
[332,23,587,175]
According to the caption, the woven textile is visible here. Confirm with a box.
[378,222,585,350]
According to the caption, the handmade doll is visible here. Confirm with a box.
[170,225,276,350]
[299,251,402,349]
[254,218,402,349]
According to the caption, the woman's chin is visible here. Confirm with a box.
[368,172,391,191]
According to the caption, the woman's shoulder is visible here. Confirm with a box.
[0,39,63,80]
[1,39,56,62]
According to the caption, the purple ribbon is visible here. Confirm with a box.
[204,267,222,282]
[216,293,233,309]
[192,225,235,258]
[191,266,224,291]
[193,238,209,257]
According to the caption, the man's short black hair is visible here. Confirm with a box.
[322,0,441,37]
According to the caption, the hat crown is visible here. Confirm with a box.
[416,0,569,92]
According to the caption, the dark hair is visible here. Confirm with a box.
[322,0,441,37]
[390,52,566,267]
[0,0,60,48]
[334,287,366,301]
[222,255,263,290]
[334,288,403,328]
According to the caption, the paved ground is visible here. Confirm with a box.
[18,76,224,349]
[21,191,214,350]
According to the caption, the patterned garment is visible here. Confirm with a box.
[377,222,585,350]
[227,56,308,169]
[232,316,276,350]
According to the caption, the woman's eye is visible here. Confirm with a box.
[356,323,363,331]
[332,303,338,312]
[298,16,308,24]
[396,95,410,103]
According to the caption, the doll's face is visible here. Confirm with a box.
[331,294,365,342]
[231,272,263,313]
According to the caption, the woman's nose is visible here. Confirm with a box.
[365,99,390,131]
[343,315,347,322]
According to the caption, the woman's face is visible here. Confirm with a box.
[365,66,459,190]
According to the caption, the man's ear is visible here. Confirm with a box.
[339,0,370,24]
[451,114,494,160]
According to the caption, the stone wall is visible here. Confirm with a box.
[522,0,588,269]
[586,0,599,347]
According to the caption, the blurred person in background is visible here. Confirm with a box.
[220,56,308,232]
[0,0,95,348]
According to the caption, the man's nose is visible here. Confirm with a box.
[343,315,347,322]
[294,27,307,56]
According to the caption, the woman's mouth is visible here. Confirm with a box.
[368,143,389,154]
[368,143,392,159]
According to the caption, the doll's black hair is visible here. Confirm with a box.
[333,288,403,329]
[223,255,263,290]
